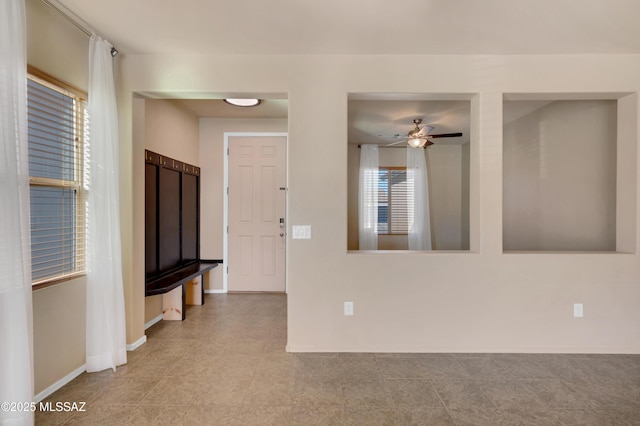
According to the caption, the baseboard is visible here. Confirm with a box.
[205,289,226,294]
[34,364,85,403]
[144,314,163,330]
[126,335,147,351]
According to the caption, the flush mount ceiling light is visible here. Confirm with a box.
[223,98,262,107]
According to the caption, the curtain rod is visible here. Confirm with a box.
[41,0,119,56]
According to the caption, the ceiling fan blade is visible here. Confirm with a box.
[428,132,463,139]
[385,140,406,146]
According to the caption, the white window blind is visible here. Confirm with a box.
[378,167,411,235]
[27,74,87,284]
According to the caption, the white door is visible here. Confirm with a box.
[228,136,286,292]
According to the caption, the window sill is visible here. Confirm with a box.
[32,273,85,291]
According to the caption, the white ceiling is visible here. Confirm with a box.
[174,99,289,119]
[58,0,640,56]
[349,100,471,145]
[55,0,638,146]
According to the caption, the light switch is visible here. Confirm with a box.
[344,301,354,316]
[292,225,311,239]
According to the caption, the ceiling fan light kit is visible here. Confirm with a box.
[408,137,426,148]
[383,118,463,148]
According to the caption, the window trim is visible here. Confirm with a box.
[27,66,88,290]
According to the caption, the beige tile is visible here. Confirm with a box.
[92,376,162,405]
[478,379,547,409]
[395,406,456,425]
[455,356,513,379]
[415,355,472,379]
[491,354,558,379]
[235,405,291,426]
[206,354,261,379]
[342,378,392,407]
[35,407,74,426]
[336,357,382,379]
[385,378,443,407]
[165,356,219,377]
[44,373,116,405]
[294,355,342,378]
[64,404,135,425]
[116,354,183,378]
[141,338,196,357]
[571,355,640,381]
[288,405,343,425]
[179,403,242,426]
[139,376,204,406]
[553,408,626,426]
[603,407,640,425]
[523,379,601,409]
[447,407,510,426]
[242,376,295,406]
[255,353,298,378]
[124,404,187,425]
[342,406,397,426]
[196,376,251,405]
[375,357,429,379]
[292,378,344,407]
[430,379,495,409]
[567,378,640,409]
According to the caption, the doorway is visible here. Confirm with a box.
[224,133,287,292]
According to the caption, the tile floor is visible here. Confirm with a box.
[37,293,640,425]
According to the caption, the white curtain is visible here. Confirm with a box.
[358,144,379,250]
[86,35,127,372]
[0,0,35,423]
[407,147,432,250]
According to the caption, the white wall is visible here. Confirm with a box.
[119,54,640,354]
[503,100,617,251]
[428,144,465,250]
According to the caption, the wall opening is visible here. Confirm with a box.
[502,95,632,252]
[347,96,471,251]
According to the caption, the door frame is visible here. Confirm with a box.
[222,132,289,293]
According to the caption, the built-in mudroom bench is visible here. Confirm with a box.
[145,261,219,320]
[145,149,217,320]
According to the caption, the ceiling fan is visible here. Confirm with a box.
[386,119,463,148]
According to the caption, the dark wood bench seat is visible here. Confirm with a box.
[145,261,219,297]
[145,261,219,321]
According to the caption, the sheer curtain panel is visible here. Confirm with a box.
[407,147,432,250]
[358,144,379,250]
[86,35,127,372]
[0,0,35,423]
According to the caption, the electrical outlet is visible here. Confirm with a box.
[574,303,583,318]
[344,301,354,316]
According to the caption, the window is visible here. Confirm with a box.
[27,70,87,285]
[377,167,411,235]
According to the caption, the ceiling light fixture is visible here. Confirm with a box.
[223,98,262,107]
[406,119,428,148]
[407,137,426,148]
